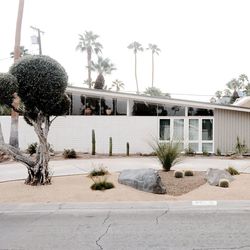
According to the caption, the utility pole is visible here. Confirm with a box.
[30,26,44,55]
[9,0,25,148]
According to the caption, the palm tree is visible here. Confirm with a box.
[10,46,29,58]
[110,79,124,92]
[128,41,143,94]
[9,0,24,148]
[91,56,116,89]
[76,31,103,88]
[147,44,160,87]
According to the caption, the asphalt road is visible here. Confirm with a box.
[1,202,250,250]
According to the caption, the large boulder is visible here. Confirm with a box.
[118,168,166,194]
[205,168,234,186]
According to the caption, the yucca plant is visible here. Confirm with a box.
[151,140,181,171]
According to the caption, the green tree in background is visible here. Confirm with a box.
[76,31,103,88]
[128,41,143,94]
[147,44,160,87]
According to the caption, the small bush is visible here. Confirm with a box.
[63,149,77,159]
[88,165,109,177]
[216,148,222,156]
[226,166,240,176]
[174,170,184,178]
[26,142,38,156]
[202,151,210,156]
[185,147,195,156]
[219,179,229,188]
[151,140,181,171]
[235,136,247,155]
[184,170,194,176]
[90,176,114,190]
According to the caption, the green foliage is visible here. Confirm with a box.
[0,105,11,115]
[92,129,96,155]
[202,151,210,156]
[174,170,184,178]
[109,137,112,156]
[219,179,229,188]
[0,73,18,107]
[235,136,247,155]
[185,147,195,156]
[126,142,130,156]
[151,140,181,171]
[216,148,222,156]
[63,149,77,159]
[226,166,240,176]
[144,86,163,97]
[90,176,114,190]
[26,142,38,156]
[9,55,69,118]
[88,165,109,177]
[184,170,194,176]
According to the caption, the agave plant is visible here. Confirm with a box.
[151,140,181,171]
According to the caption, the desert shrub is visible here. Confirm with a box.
[88,165,109,177]
[63,149,77,159]
[235,136,247,155]
[174,170,184,178]
[216,148,222,156]
[151,140,181,171]
[219,179,229,188]
[202,151,210,156]
[90,176,114,190]
[226,166,239,176]
[26,142,38,156]
[184,170,194,176]
[184,147,195,156]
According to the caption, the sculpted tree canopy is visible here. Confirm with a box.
[0,55,70,185]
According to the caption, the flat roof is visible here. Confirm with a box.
[66,86,250,113]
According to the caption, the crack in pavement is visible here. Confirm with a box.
[193,245,250,250]
[95,224,111,250]
[155,207,169,225]
[102,211,111,225]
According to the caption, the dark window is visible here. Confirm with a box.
[157,105,185,116]
[159,119,170,140]
[132,101,157,116]
[101,97,115,115]
[70,93,85,115]
[202,119,213,140]
[115,99,127,115]
[188,107,214,116]
[84,96,100,115]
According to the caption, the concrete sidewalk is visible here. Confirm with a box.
[0,156,250,182]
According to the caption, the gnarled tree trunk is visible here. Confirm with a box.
[0,114,51,185]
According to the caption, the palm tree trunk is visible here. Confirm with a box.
[152,52,154,87]
[135,52,139,94]
[87,47,92,88]
[9,0,24,148]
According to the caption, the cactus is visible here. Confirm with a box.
[126,142,129,156]
[92,129,96,155]
[219,179,229,188]
[109,137,112,156]
[174,170,184,178]
[184,170,194,176]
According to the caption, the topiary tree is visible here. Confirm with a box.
[0,55,70,185]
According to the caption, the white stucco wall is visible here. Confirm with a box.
[0,116,158,154]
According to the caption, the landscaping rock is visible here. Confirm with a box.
[118,168,166,194]
[205,168,234,186]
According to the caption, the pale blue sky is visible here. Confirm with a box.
[1,0,250,101]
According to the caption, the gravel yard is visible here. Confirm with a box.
[159,171,206,196]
